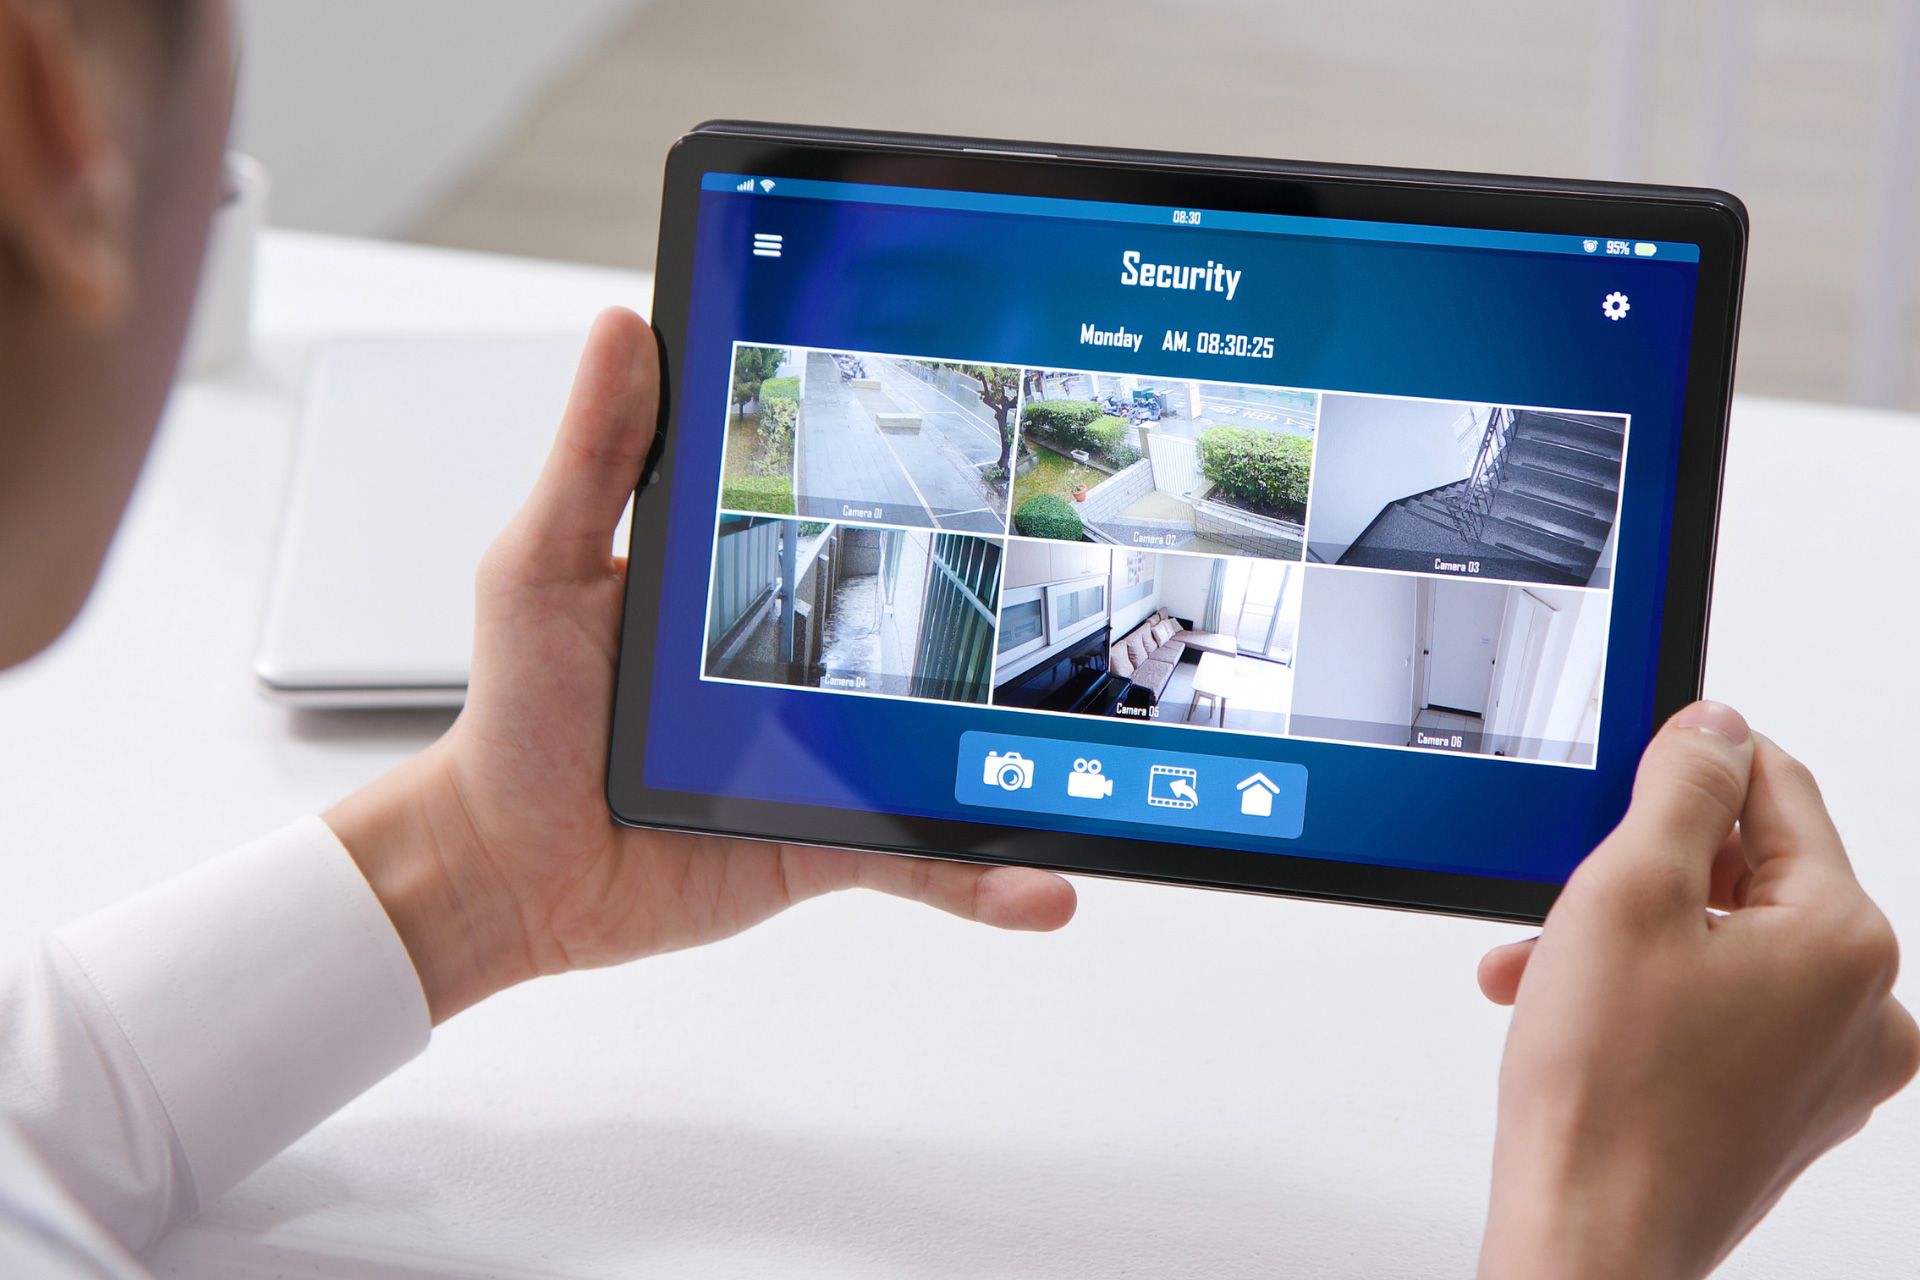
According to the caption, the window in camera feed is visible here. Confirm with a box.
[703,514,1003,706]
[701,340,1624,768]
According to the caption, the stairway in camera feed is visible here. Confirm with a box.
[1341,410,1624,586]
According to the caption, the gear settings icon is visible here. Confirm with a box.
[1601,291,1631,321]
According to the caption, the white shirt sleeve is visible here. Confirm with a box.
[0,817,431,1264]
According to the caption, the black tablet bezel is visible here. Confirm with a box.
[607,121,1746,925]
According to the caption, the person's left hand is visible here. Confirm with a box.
[327,309,1076,1021]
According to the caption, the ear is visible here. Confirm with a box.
[0,0,135,327]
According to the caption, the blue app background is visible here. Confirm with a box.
[641,184,1701,885]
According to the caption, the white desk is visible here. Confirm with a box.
[2,231,1917,1278]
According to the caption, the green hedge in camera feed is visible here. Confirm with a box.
[1021,399,1104,440]
[721,474,795,515]
[1196,427,1313,520]
[1013,492,1085,541]
[1081,415,1131,455]
[756,396,797,474]
[1022,401,1140,467]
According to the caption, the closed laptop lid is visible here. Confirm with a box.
[255,333,586,705]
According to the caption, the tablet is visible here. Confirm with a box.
[608,121,1744,923]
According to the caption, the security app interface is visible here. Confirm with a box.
[644,172,1702,883]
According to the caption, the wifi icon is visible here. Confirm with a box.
[759,179,776,193]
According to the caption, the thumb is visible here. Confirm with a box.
[1581,700,1755,913]
[1734,733,1859,907]
[512,307,660,582]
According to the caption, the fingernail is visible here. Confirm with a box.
[1672,700,1750,744]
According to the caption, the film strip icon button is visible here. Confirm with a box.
[1146,764,1199,810]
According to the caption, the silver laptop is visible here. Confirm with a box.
[255,333,588,706]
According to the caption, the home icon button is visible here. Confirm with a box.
[1237,772,1282,818]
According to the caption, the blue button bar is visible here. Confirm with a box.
[701,173,1701,263]
[955,730,1308,841]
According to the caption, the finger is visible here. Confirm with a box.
[1597,701,1755,911]
[1738,733,1858,905]
[1875,999,1920,1101]
[516,307,660,581]
[1477,936,1538,1005]
[853,854,1077,932]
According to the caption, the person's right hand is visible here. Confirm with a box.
[1476,702,1920,1280]
[325,310,1076,1026]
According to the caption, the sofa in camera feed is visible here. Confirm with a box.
[1108,609,1237,710]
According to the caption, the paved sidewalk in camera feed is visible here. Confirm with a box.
[794,352,1007,533]
[795,354,924,523]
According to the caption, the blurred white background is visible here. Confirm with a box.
[232,0,1919,409]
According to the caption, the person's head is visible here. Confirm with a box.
[0,0,233,668]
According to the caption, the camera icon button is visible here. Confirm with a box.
[982,749,1036,792]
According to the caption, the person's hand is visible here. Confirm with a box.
[1476,702,1919,1280]
[327,309,1076,1021]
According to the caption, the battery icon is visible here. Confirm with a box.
[1634,242,1658,257]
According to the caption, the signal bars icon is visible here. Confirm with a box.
[752,233,783,259]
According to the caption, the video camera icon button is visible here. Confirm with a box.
[1066,758,1113,800]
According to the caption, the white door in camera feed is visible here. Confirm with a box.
[1423,586,1507,713]
[1487,589,1556,741]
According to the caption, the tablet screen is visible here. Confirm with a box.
[636,169,1705,886]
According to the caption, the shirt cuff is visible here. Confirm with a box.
[54,817,431,1212]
